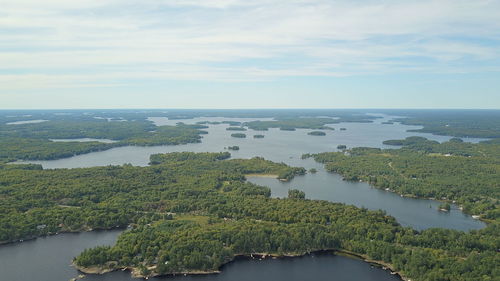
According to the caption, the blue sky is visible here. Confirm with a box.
[1,0,499,109]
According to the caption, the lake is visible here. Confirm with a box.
[5,114,486,281]
[50,138,118,143]
[24,115,486,231]
[0,230,401,281]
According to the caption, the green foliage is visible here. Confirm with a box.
[150,152,231,165]
[226,127,247,131]
[307,131,326,136]
[288,189,306,199]
[244,118,338,131]
[0,119,204,161]
[0,152,498,280]
[391,110,500,138]
[230,133,246,138]
[278,167,306,181]
[438,203,451,211]
[314,137,500,219]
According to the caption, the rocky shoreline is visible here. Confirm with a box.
[73,249,409,280]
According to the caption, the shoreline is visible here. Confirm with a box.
[73,249,407,280]
[0,226,125,247]
[336,173,490,225]
[245,173,278,178]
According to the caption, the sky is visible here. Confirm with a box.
[1,0,499,109]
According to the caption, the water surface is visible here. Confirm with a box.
[6,119,48,125]
[0,230,122,281]
[23,116,486,231]
[50,138,118,143]
[2,114,488,281]
[84,253,402,281]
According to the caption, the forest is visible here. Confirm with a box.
[1,110,499,281]
[310,137,500,219]
[307,131,327,136]
[242,117,365,131]
[386,109,500,138]
[0,116,206,161]
[0,151,497,280]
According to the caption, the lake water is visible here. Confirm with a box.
[6,119,48,125]
[50,138,118,143]
[5,114,486,281]
[83,252,403,281]
[0,230,122,281]
[24,115,486,231]
[0,230,401,281]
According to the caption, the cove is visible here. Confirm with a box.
[0,230,402,281]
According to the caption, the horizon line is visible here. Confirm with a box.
[0,108,499,111]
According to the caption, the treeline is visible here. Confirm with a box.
[311,137,500,219]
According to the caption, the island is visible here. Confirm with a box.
[230,133,246,138]
[307,131,326,136]
[227,146,240,150]
[438,203,451,212]
[226,127,247,131]
[253,135,265,139]
[337,145,347,150]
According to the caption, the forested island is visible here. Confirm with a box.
[226,127,247,131]
[307,131,326,136]
[243,116,373,131]
[230,133,246,138]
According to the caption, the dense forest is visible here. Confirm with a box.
[1,152,496,280]
[230,133,246,138]
[309,137,500,219]
[308,131,327,136]
[1,110,499,281]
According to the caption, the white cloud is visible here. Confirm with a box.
[1,0,499,90]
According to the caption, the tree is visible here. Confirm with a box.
[288,189,305,199]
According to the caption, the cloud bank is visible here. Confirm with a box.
[1,0,500,90]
